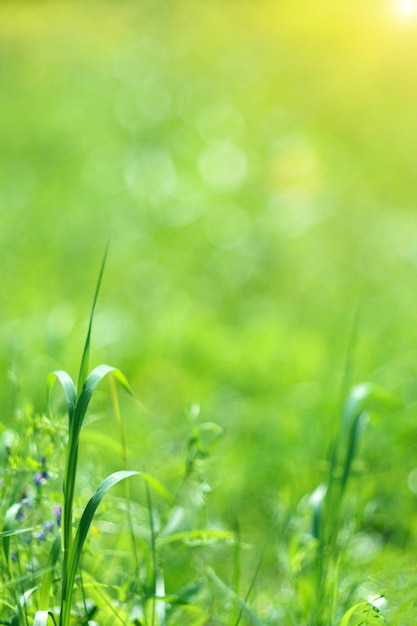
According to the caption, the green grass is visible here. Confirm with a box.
[0,287,397,624]
[1,257,237,624]
[1,0,417,623]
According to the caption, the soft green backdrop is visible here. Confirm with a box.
[2,0,417,606]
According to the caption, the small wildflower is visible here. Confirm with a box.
[54,506,62,527]
[43,520,54,533]
[33,530,47,542]
[34,471,48,486]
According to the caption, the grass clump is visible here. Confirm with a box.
[0,253,237,626]
[0,254,401,625]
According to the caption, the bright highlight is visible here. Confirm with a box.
[398,0,417,17]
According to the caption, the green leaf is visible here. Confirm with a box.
[76,469,138,555]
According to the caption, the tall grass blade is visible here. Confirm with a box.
[145,480,157,626]
[231,516,241,626]
[77,242,109,397]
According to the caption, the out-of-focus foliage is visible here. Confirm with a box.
[1,0,417,618]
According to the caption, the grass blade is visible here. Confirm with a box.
[158,529,236,546]
[47,371,76,425]
[340,382,398,493]
[62,365,135,565]
[2,503,29,626]
[77,243,109,397]
[234,512,278,626]
[74,364,135,439]
[208,568,266,626]
[34,611,56,626]
[39,534,61,610]
[2,503,21,570]
[60,470,139,626]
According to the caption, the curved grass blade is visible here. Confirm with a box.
[74,364,135,439]
[47,370,76,425]
[60,470,139,626]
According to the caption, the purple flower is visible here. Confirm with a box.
[34,470,48,486]
[34,456,49,486]
[54,506,62,527]
[34,472,43,486]
[33,530,46,542]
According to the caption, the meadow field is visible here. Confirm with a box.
[2,1,417,624]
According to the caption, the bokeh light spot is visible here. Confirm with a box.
[199,140,247,191]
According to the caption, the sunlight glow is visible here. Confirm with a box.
[398,0,417,17]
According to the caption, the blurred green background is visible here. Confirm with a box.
[2,0,417,596]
